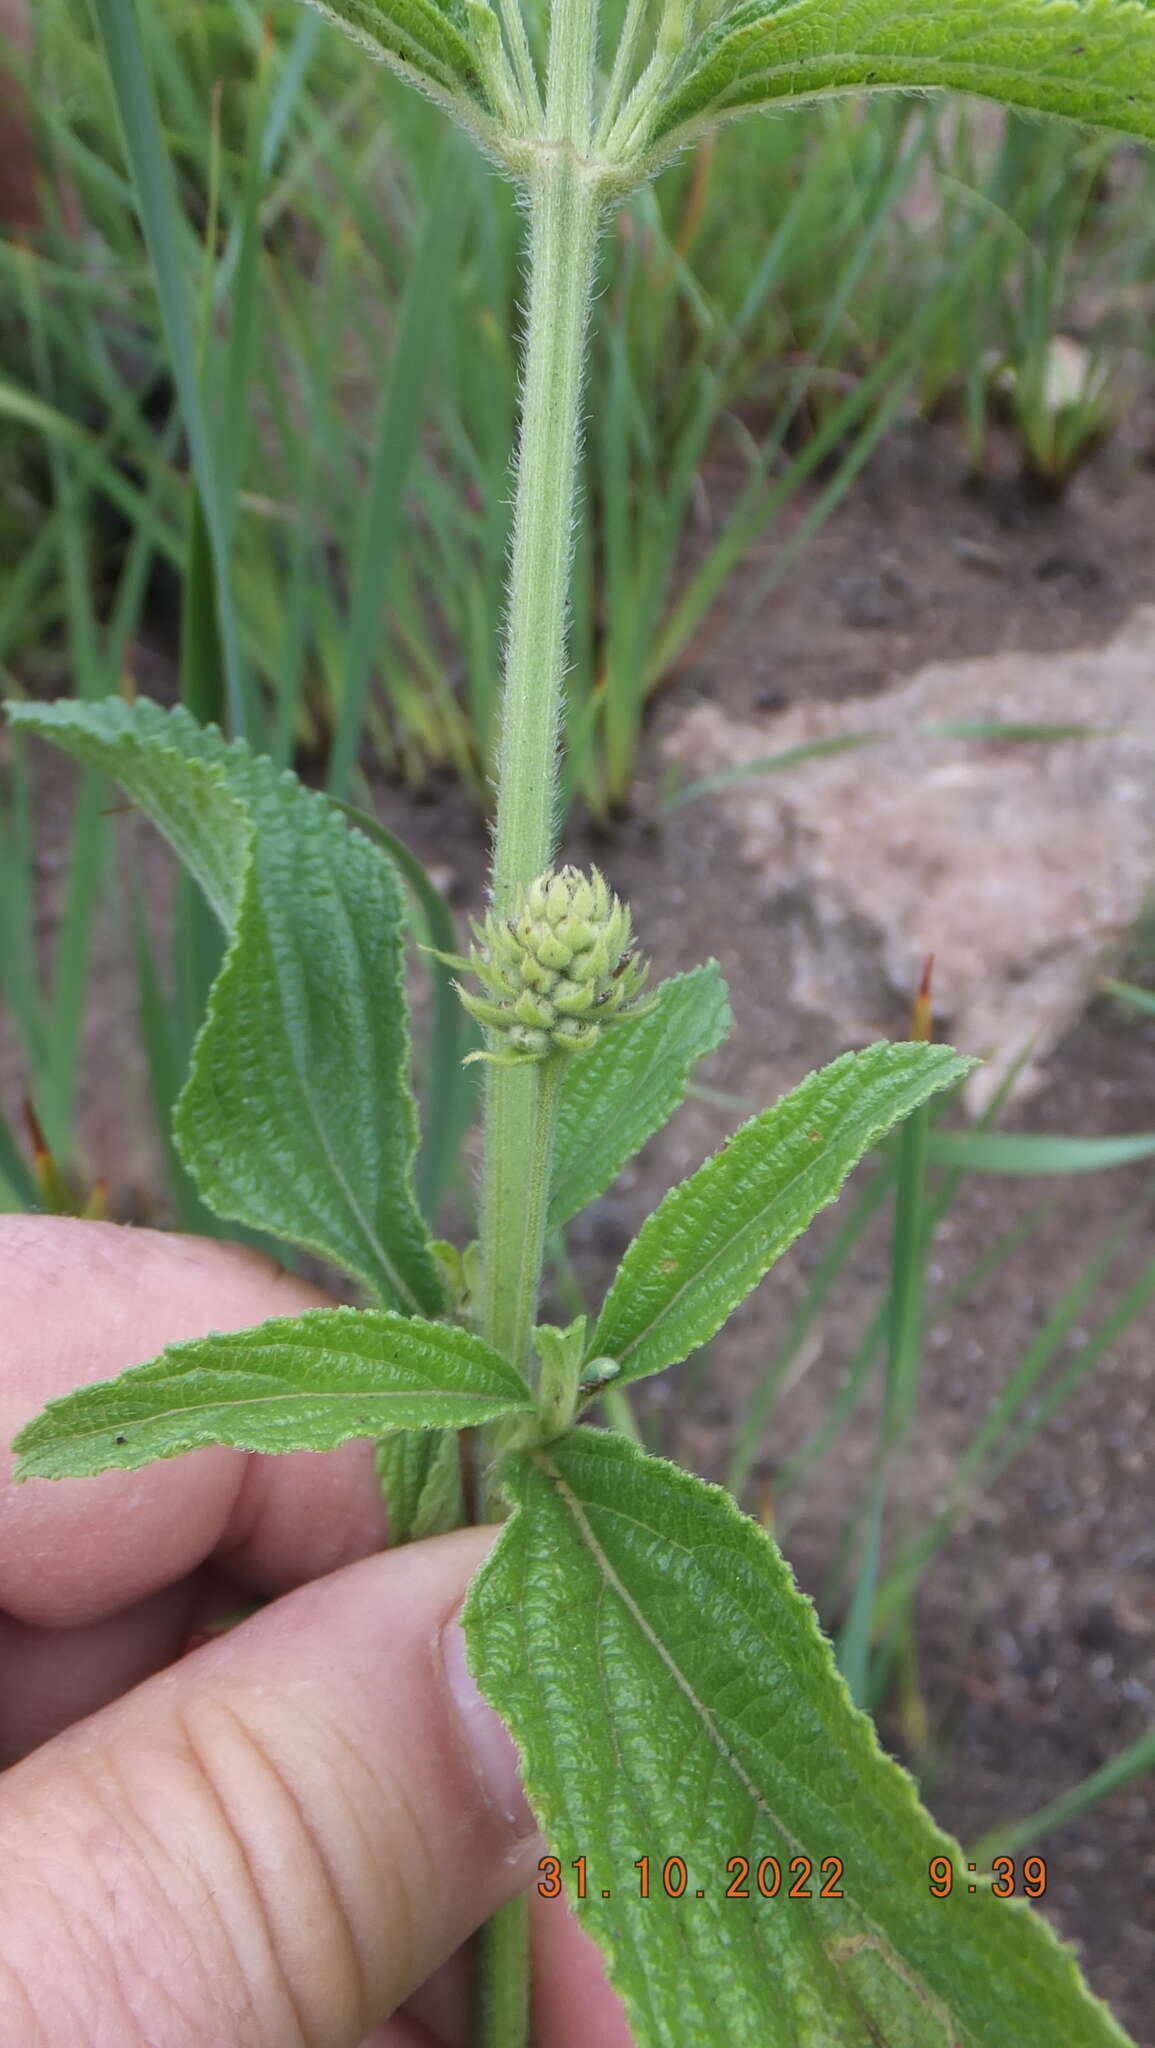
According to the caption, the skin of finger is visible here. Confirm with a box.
[0,1219,635,2043]
[0,1580,202,1766]
[0,1529,542,2047]
[367,1870,636,2048]
[359,2019,445,2048]
[0,1216,388,1627]
[531,1891,636,2047]
[398,1947,470,2043]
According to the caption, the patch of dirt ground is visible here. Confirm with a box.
[4,414,1154,2039]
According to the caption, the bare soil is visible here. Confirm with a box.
[5,411,1154,2038]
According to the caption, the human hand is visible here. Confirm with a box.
[0,1217,632,2047]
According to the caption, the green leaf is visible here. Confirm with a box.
[12,1308,532,1480]
[7,699,445,1315]
[376,1425,464,1543]
[925,1129,1155,1173]
[550,964,732,1230]
[301,0,495,125]
[647,0,1155,159]
[591,1041,972,1387]
[327,127,475,804]
[330,800,480,1224]
[465,1427,1133,2048]
[90,0,253,736]
[12,703,248,927]
[1102,976,1155,1017]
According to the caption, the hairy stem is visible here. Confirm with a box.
[488,174,602,909]
[473,10,606,2044]
[476,1891,532,2045]
[479,141,604,1374]
[481,1057,563,1373]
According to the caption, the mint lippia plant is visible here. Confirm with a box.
[8,3,1155,2043]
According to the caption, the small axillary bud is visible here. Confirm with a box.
[447,865,656,1067]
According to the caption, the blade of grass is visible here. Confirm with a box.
[131,885,219,1233]
[873,1198,1152,1629]
[665,733,882,812]
[89,0,253,735]
[969,1726,1155,1867]
[326,125,473,799]
[663,721,1116,812]
[1102,978,1155,1018]
[10,254,114,1161]
[266,218,358,768]
[646,183,1006,696]
[725,1161,894,1501]
[838,968,935,1703]
[985,1241,1155,1489]
[213,25,275,527]
[0,380,185,575]
[926,1132,1155,1174]
[0,1103,39,1210]
[774,1055,1034,1530]
[215,11,324,299]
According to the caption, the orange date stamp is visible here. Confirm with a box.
[929,1856,1048,1898]
[538,1854,845,1902]
[538,1854,1049,1902]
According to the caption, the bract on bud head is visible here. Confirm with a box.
[454,865,656,1066]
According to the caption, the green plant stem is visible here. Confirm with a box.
[473,15,605,2045]
[475,1891,532,2045]
[479,142,604,1375]
[488,182,602,906]
[481,1057,563,1373]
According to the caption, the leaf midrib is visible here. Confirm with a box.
[677,14,1146,118]
[23,1380,529,1455]
[539,1445,980,2046]
[604,1081,888,1371]
[552,976,724,1222]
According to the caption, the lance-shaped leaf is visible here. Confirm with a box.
[376,1425,464,1543]
[12,1308,532,1480]
[646,0,1155,163]
[8,700,444,1317]
[590,1041,972,1386]
[465,1428,1133,2048]
[550,964,731,1230]
[301,0,498,137]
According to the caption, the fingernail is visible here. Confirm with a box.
[441,1617,537,1840]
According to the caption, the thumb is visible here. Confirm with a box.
[0,1526,540,2046]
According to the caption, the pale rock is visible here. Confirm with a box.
[664,608,1155,1110]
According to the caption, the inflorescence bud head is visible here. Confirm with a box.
[455,865,656,1067]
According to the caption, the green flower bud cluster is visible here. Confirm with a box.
[449,866,655,1067]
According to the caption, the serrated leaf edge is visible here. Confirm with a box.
[468,1428,1134,2048]
[8,700,444,1315]
[13,1305,533,1480]
[591,1042,974,1381]
[549,961,733,1230]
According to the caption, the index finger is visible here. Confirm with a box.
[0,1216,388,1628]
